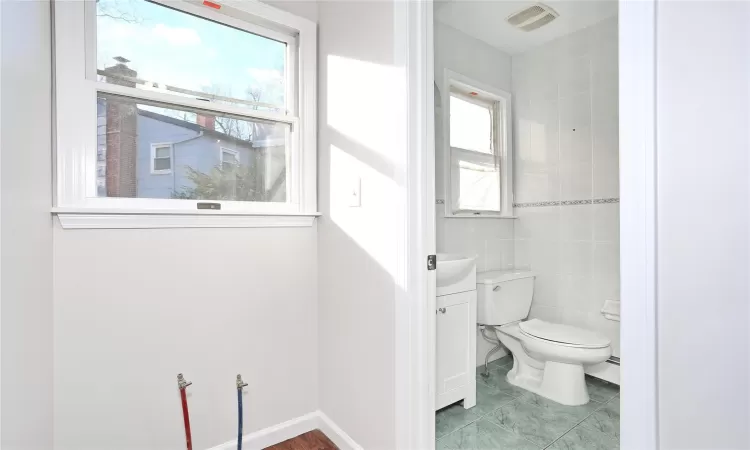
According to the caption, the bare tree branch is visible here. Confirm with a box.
[96,0,142,24]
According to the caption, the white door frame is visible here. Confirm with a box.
[396,1,436,449]
[619,0,659,448]
[399,0,659,449]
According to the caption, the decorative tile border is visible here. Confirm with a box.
[514,198,619,208]
[435,198,619,208]
[561,199,593,206]
[512,200,560,208]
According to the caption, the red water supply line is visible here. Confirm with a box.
[177,374,193,450]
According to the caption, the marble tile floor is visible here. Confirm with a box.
[436,355,620,450]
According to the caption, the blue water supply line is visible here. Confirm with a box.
[236,374,248,450]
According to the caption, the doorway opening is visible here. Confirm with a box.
[430,2,623,448]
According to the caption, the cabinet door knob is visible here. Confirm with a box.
[438,308,446,314]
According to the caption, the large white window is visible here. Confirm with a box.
[442,70,513,218]
[54,0,317,228]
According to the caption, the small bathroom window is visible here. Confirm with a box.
[442,71,514,218]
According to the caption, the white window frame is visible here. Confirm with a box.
[150,143,174,175]
[52,0,318,228]
[442,69,514,218]
[219,147,240,170]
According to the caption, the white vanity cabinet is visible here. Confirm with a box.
[436,290,477,410]
[435,254,477,410]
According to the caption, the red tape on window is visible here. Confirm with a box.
[202,0,221,9]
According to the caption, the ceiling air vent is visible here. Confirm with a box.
[507,3,559,32]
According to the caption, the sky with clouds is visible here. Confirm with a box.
[96,0,287,111]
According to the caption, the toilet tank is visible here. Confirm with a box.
[476,269,536,325]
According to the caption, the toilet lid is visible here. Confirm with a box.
[519,319,611,349]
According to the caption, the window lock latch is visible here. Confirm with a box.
[427,254,437,271]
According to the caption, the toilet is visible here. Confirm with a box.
[476,269,611,406]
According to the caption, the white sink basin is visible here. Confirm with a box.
[436,253,477,296]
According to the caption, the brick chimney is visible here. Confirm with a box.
[196,114,216,130]
[101,57,138,198]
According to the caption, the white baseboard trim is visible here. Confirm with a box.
[205,410,362,450]
[317,411,363,450]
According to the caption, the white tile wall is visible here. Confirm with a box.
[511,17,620,356]
[436,216,515,272]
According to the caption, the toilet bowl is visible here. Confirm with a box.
[475,269,612,406]
[494,319,611,406]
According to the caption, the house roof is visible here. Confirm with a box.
[138,108,205,133]
[137,108,275,148]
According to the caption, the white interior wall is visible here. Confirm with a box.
[53,227,318,450]
[433,22,515,366]
[260,0,317,22]
[656,1,750,448]
[52,2,320,450]
[511,17,620,356]
[317,1,409,448]
[0,1,54,448]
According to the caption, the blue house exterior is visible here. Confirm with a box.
[96,98,286,201]
[135,110,259,199]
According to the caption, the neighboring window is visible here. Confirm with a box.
[444,72,513,217]
[54,0,317,217]
[151,143,173,175]
[220,148,240,171]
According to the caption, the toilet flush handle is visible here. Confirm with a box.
[493,285,501,292]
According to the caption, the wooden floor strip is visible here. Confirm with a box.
[263,429,339,450]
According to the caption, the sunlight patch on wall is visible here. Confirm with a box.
[327,54,405,168]
[326,54,408,282]
[329,145,398,278]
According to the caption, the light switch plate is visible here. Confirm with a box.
[349,176,361,207]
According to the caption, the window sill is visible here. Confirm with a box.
[444,214,518,219]
[52,208,320,229]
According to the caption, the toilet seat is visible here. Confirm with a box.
[519,319,610,349]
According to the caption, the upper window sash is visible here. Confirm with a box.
[450,90,494,110]
[54,0,318,216]
[84,0,297,124]
[449,91,496,156]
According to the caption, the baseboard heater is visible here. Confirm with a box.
[586,356,621,385]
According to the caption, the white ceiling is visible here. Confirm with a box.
[435,0,618,55]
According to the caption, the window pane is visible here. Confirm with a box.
[450,95,493,154]
[96,0,287,112]
[96,93,289,202]
[222,150,238,164]
[154,158,171,171]
[457,159,500,212]
[154,147,170,158]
